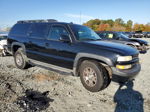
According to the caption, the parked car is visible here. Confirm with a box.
[143,32,150,38]
[7,19,141,92]
[133,31,144,38]
[96,31,149,53]
[0,34,9,56]
[123,32,134,38]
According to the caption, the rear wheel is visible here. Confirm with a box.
[14,48,29,69]
[79,60,111,92]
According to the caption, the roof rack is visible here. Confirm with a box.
[17,19,58,23]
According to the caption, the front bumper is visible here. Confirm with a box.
[111,63,141,83]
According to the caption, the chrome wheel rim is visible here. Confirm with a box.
[83,67,97,87]
[16,54,23,66]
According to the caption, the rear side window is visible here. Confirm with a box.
[9,24,30,36]
[30,24,49,39]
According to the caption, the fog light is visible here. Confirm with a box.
[116,64,132,69]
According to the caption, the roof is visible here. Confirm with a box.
[16,19,79,26]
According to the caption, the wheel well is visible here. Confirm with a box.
[126,44,136,48]
[76,57,110,76]
[12,45,21,55]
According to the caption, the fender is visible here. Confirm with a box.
[11,42,26,55]
[73,53,114,76]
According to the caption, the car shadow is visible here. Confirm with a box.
[114,80,144,112]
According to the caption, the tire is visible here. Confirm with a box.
[79,60,111,92]
[14,48,29,69]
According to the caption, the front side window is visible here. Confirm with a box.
[48,25,70,40]
[70,25,101,41]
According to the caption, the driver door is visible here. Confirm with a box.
[44,24,76,69]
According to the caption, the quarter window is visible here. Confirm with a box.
[10,24,30,36]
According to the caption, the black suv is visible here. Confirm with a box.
[7,19,141,92]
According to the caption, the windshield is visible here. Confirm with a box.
[70,25,101,41]
[117,33,129,39]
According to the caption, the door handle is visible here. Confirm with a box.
[29,41,32,44]
[45,43,49,47]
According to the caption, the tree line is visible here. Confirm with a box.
[83,18,150,32]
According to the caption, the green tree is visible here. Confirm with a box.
[83,19,101,30]
[133,24,145,31]
[126,20,133,31]
[115,18,125,26]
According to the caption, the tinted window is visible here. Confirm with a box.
[70,25,101,41]
[10,24,30,36]
[30,24,49,39]
[48,25,70,40]
[117,33,129,39]
[97,33,108,39]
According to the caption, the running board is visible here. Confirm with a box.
[29,59,73,75]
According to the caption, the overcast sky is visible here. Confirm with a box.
[0,0,150,27]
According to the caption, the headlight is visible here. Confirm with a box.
[116,64,132,69]
[117,56,132,62]
[134,42,140,46]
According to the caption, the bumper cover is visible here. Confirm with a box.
[111,64,141,83]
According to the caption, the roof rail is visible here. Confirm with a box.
[17,19,58,23]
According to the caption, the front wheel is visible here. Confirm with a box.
[79,60,111,92]
[14,48,29,69]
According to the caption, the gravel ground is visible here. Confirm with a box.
[0,39,150,112]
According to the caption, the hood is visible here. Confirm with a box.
[130,38,148,45]
[82,40,139,56]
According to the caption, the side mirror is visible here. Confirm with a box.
[60,34,70,43]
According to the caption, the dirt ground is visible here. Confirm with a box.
[0,39,150,112]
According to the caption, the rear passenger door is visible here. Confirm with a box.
[26,23,50,62]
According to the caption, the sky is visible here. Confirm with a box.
[0,0,150,27]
